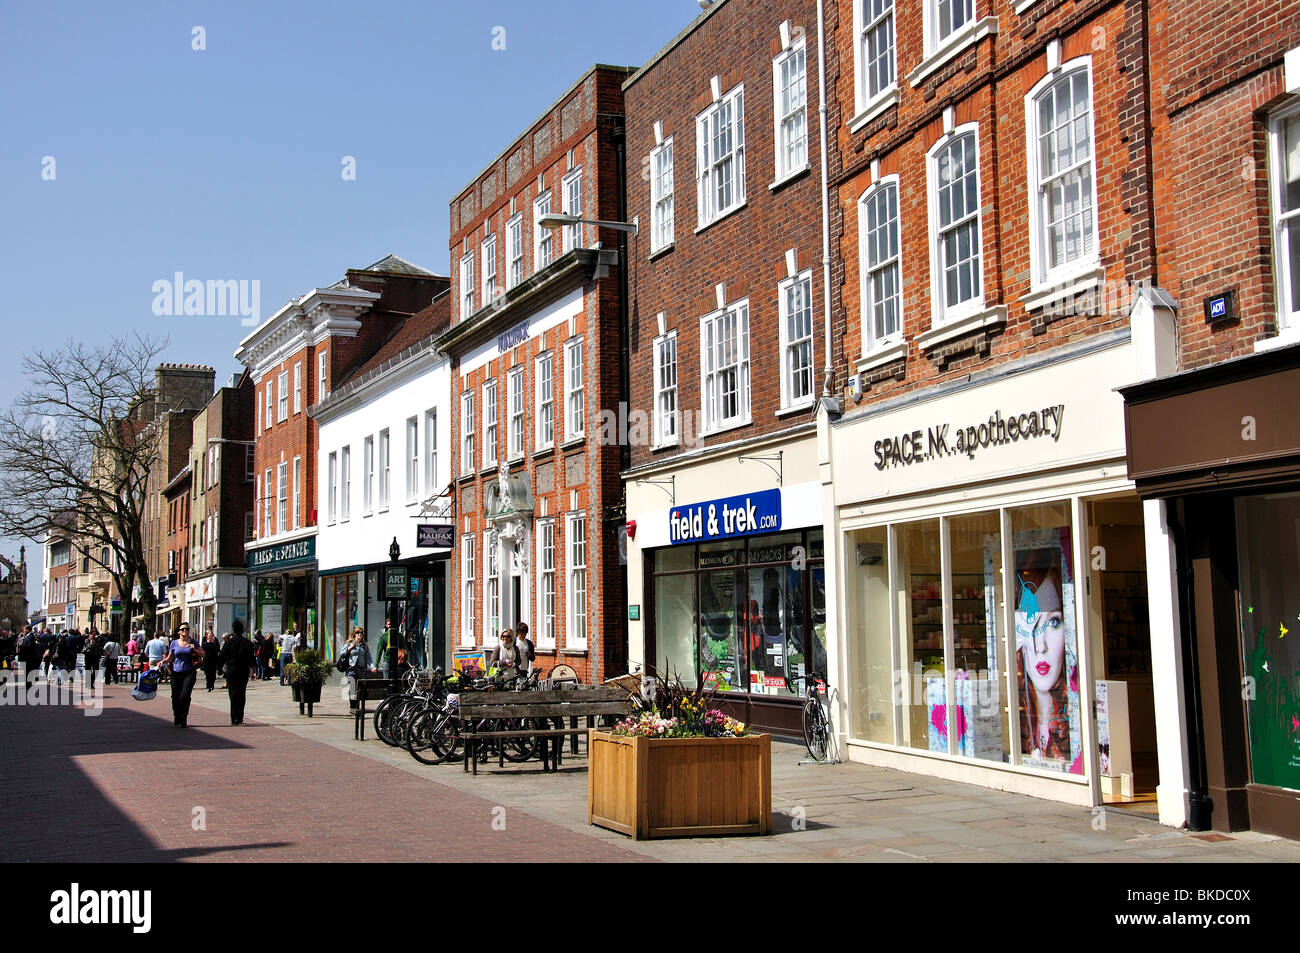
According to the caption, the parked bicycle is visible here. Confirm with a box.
[786,672,832,763]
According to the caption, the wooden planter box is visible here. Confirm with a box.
[588,730,771,839]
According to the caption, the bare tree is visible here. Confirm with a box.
[0,333,168,636]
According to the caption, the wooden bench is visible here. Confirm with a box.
[353,677,398,741]
[455,686,632,774]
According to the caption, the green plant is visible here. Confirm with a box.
[284,648,333,688]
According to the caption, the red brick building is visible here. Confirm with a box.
[182,372,255,639]
[622,0,831,734]
[438,65,633,684]
[818,0,1184,817]
[1116,3,1300,838]
[161,467,191,634]
[236,256,447,647]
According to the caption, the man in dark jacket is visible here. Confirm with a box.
[83,632,103,690]
[218,619,256,725]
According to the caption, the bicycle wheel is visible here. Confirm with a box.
[803,698,830,762]
[406,709,460,765]
[500,717,540,763]
[374,693,412,747]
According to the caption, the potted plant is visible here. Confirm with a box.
[284,648,333,717]
[588,673,771,840]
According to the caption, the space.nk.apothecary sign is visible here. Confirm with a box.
[873,404,1065,471]
[669,489,781,545]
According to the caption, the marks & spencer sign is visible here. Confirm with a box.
[669,489,781,545]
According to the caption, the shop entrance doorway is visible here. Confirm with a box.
[1087,497,1158,813]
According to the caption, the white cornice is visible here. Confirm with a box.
[235,286,381,378]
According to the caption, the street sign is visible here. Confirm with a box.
[384,566,409,600]
[416,523,454,548]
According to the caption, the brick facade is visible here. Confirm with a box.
[624,0,829,472]
[441,65,633,685]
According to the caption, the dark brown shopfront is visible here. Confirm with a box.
[1121,344,1300,839]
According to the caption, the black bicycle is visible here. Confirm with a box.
[787,672,831,762]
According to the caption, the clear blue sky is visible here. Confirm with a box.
[0,0,702,611]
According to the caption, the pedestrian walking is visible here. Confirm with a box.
[201,630,221,692]
[36,624,56,680]
[102,635,120,685]
[145,630,169,683]
[218,619,255,725]
[340,627,373,709]
[157,623,203,728]
[83,632,103,690]
[18,627,40,687]
[253,631,269,681]
[278,628,300,686]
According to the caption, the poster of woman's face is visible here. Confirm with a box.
[1014,535,1083,774]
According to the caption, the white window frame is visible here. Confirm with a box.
[245,445,254,482]
[327,452,338,524]
[564,337,584,441]
[263,468,273,536]
[859,175,904,354]
[507,366,525,461]
[257,394,262,435]
[424,409,438,493]
[927,0,976,54]
[378,428,391,511]
[927,124,985,326]
[696,84,746,228]
[293,362,302,415]
[1026,59,1101,293]
[484,537,499,645]
[562,168,583,252]
[264,381,273,431]
[1268,100,1300,343]
[652,330,678,448]
[566,511,587,649]
[340,446,351,521]
[363,435,374,515]
[406,417,419,504]
[245,512,255,542]
[534,191,554,271]
[459,252,474,320]
[773,37,809,182]
[535,351,554,450]
[482,380,498,469]
[292,455,301,529]
[535,518,556,649]
[318,352,327,401]
[854,0,899,120]
[507,213,524,289]
[461,392,475,476]
[481,234,497,308]
[277,371,288,422]
[276,462,287,534]
[461,535,476,647]
[650,138,674,253]
[699,299,752,435]
[779,270,816,410]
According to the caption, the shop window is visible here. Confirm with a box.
[744,533,804,698]
[900,519,944,752]
[1235,491,1300,792]
[698,541,745,693]
[948,511,1009,763]
[654,547,695,682]
[1010,501,1083,774]
[849,525,894,743]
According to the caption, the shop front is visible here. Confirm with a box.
[626,432,824,736]
[824,332,1181,809]
[1120,342,1300,839]
[319,553,449,671]
[184,573,249,641]
[246,536,317,646]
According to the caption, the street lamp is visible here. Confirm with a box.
[537,211,638,234]
[387,537,401,686]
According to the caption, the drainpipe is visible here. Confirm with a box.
[816,0,833,397]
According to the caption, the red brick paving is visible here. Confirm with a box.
[0,682,643,863]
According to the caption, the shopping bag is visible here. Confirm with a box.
[131,669,160,701]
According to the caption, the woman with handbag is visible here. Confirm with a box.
[339,628,372,709]
[157,624,204,728]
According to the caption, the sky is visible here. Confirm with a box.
[0,0,705,612]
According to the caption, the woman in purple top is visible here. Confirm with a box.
[158,623,205,728]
